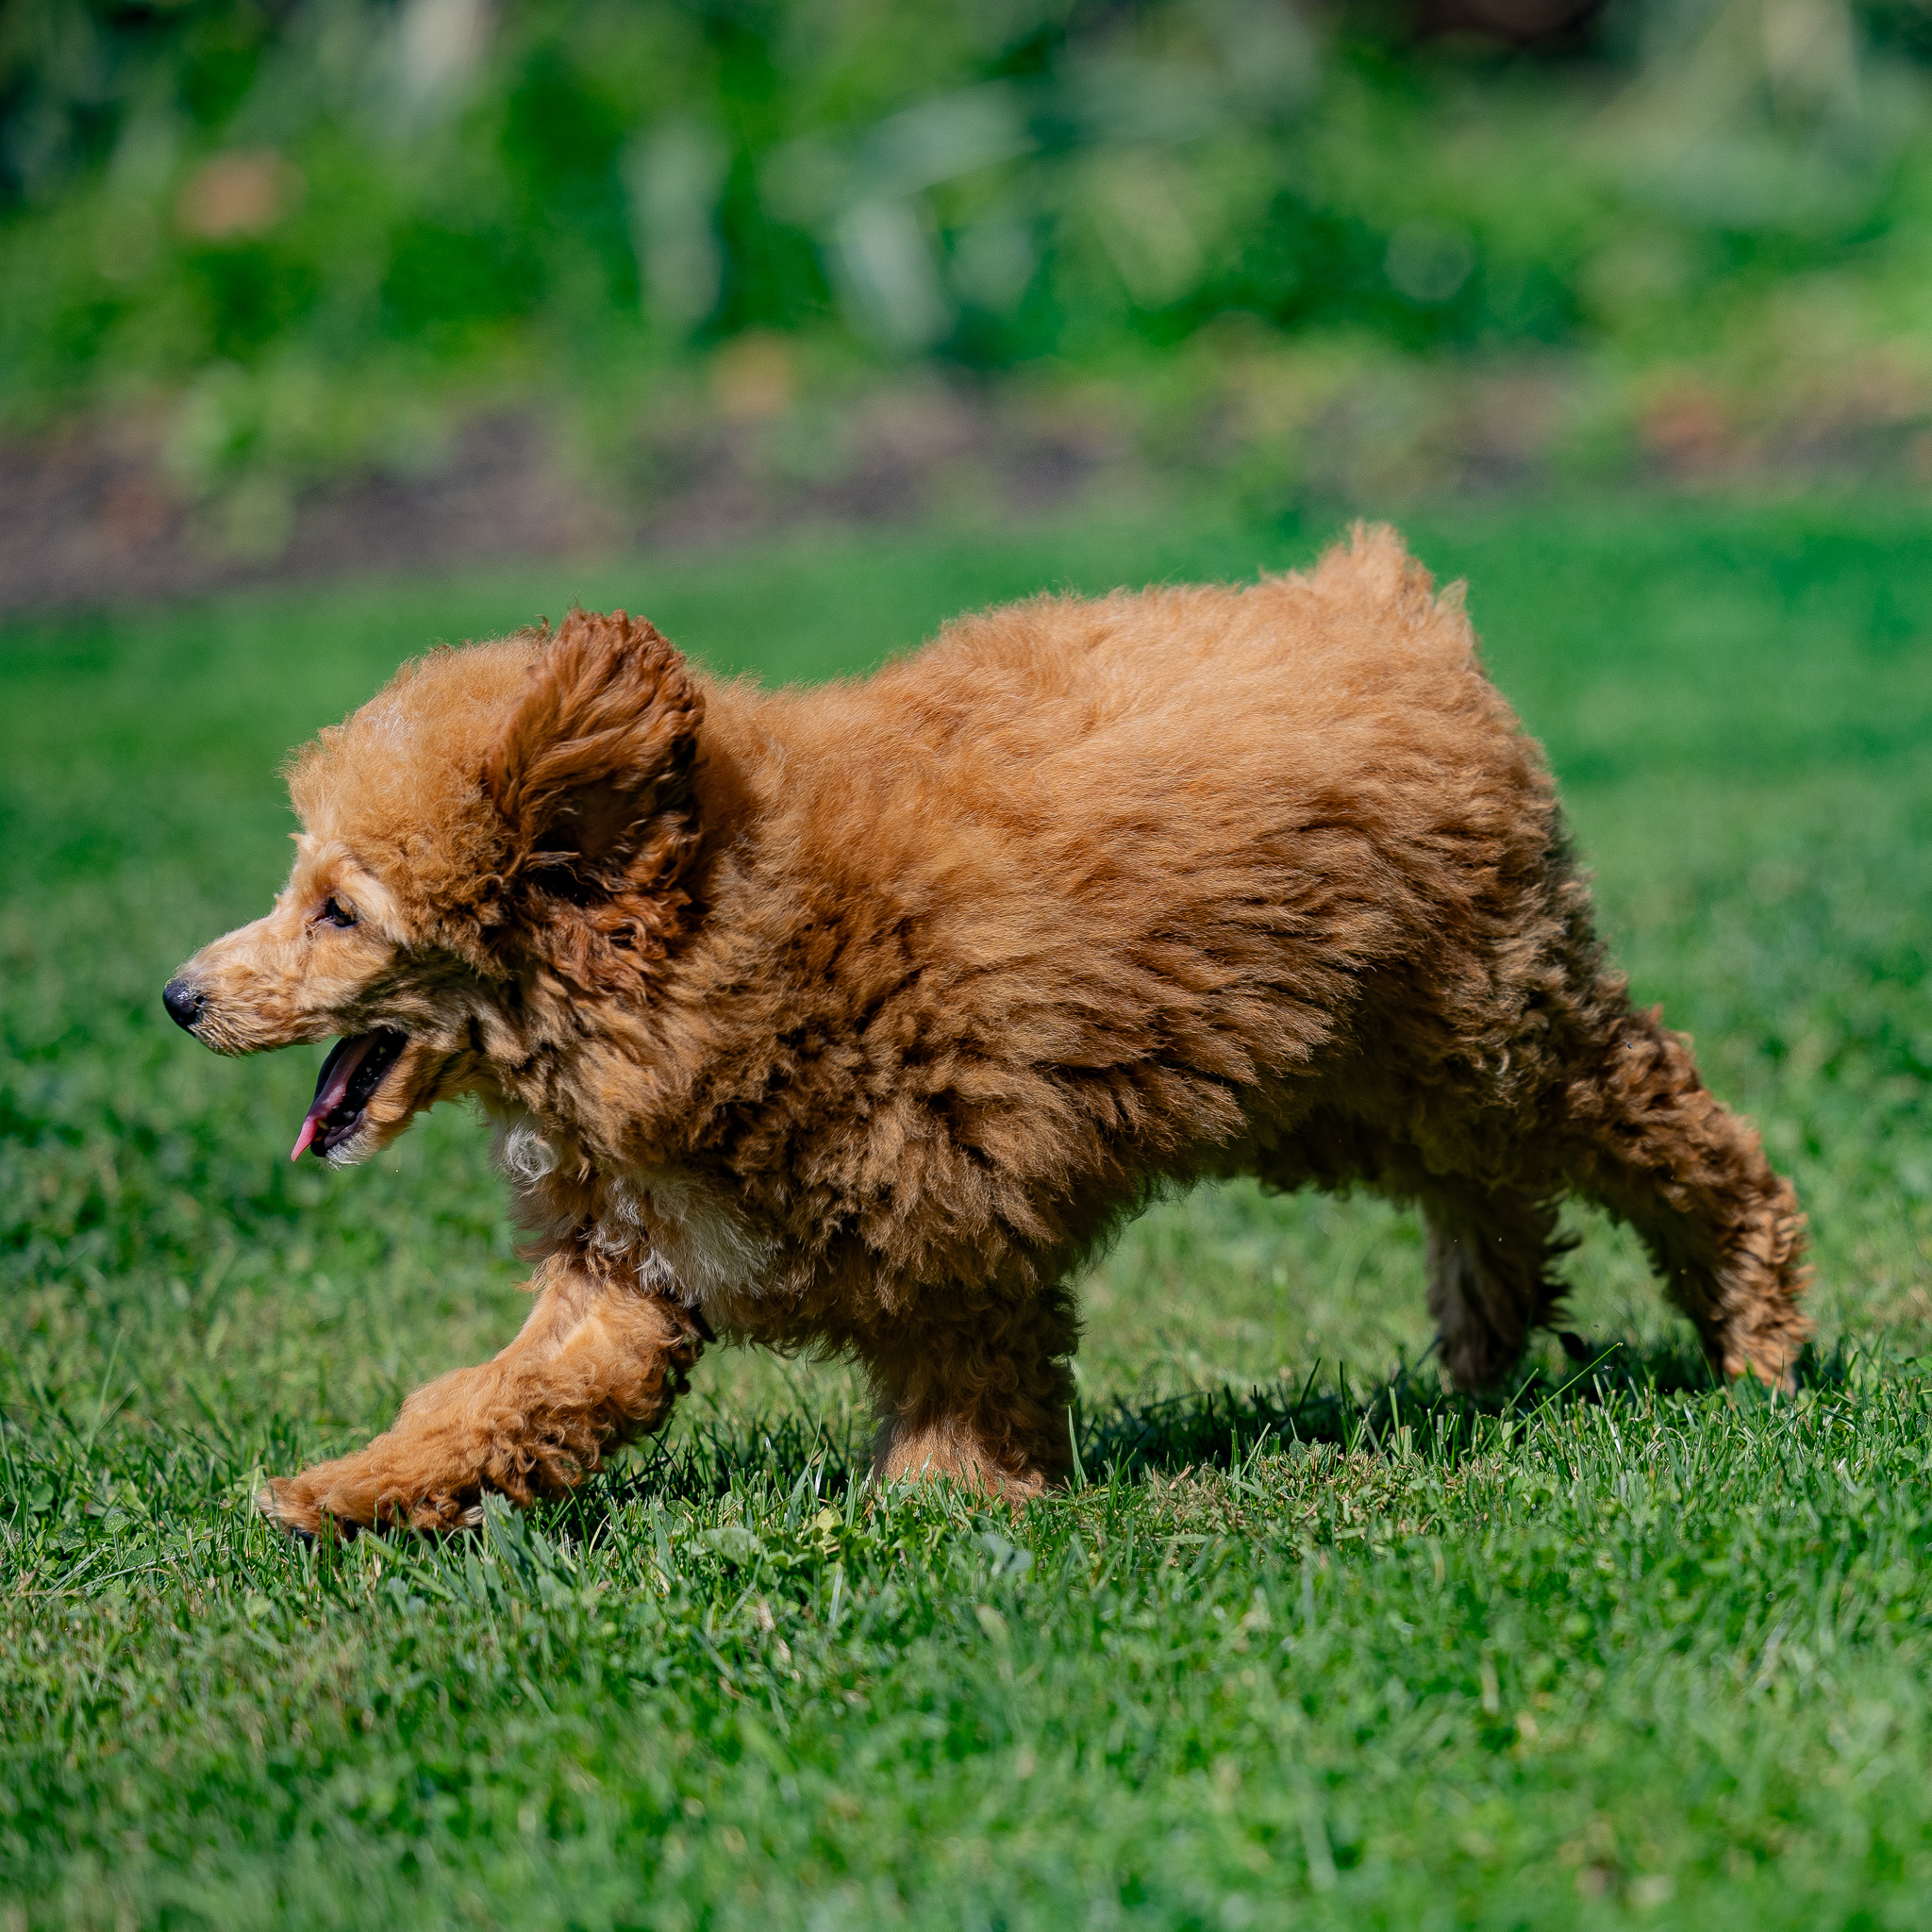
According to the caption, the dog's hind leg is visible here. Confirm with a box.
[1254,1112,1571,1391]
[1418,1183,1573,1392]
[1557,999,1811,1389]
[1259,1120,1560,1391]
[258,1248,705,1536]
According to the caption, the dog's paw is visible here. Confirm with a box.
[258,1465,489,1539]
[257,1474,348,1541]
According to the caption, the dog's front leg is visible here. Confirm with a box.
[259,1250,704,1536]
[869,1298,1079,1504]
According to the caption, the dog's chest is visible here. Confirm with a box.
[491,1111,775,1315]
[605,1164,778,1315]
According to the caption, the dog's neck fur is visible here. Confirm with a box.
[455,712,855,1324]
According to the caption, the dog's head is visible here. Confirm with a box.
[163,608,706,1164]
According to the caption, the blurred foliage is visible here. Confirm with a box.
[6,0,1932,504]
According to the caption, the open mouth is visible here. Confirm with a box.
[291,1028,407,1161]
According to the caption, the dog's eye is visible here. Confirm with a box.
[319,897,358,928]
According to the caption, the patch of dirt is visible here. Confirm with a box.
[0,414,608,613]
[0,384,1140,614]
[5,357,1927,613]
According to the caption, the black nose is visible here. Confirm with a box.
[162,978,206,1031]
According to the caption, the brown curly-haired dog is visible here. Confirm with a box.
[163,526,1810,1533]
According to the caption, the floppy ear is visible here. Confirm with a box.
[483,608,704,917]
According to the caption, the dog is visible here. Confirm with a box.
[162,526,1811,1532]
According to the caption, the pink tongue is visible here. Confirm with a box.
[291,1033,383,1161]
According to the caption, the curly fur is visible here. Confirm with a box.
[164,526,1811,1532]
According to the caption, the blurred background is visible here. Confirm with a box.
[8,0,1932,605]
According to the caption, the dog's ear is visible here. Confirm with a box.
[484,608,703,904]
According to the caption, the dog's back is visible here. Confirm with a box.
[746,522,1521,812]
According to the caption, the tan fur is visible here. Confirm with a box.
[166,526,1811,1533]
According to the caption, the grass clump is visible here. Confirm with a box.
[5,494,1932,1924]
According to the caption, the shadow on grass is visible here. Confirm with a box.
[544,1332,1850,1528]
[1077,1333,1847,1480]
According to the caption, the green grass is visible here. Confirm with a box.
[5,496,1932,1929]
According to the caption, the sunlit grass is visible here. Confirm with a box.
[4,495,1932,1927]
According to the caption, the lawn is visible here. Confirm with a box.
[4,496,1932,1929]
